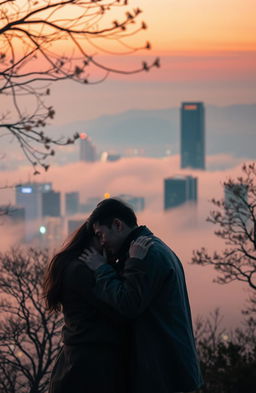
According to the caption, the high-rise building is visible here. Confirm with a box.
[164,175,197,210]
[16,182,52,240]
[38,217,64,252]
[224,183,249,223]
[79,197,101,213]
[180,102,205,170]
[16,183,52,220]
[116,194,145,212]
[65,192,79,216]
[101,152,121,162]
[68,219,85,235]
[224,183,248,205]
[42,190,61,217]
[79,133,96,162]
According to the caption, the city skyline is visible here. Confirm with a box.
[1,156,251,328]
[3,94,254,258]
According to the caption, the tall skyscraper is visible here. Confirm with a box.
[39,217,64,252]
[42,190,61,217]
[116,194,145,212]
[79,196,101,213]
[68,219,84,235]
[224,183,249,224]
[180,102,205,170]
[224,183,248,205]
[101,152,121,162]
[164,175,197,210]
[16,182,52,240]
[65,192,79,216]
[79,133,96,162]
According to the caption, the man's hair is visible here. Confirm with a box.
[88,198,138,230]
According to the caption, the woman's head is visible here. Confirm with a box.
[43,220,95,313]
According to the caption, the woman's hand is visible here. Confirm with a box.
[129,236,153,260]
[79,248,107,271]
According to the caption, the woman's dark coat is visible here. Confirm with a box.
[93,226,204,393]
[48,259,130,393]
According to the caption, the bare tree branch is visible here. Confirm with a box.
[191,163,256,294]
[0,247,62,393]
[0,0,159,173]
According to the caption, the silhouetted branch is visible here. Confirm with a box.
[0,0,159,172]
[0,248,62,393]
[191,163,256,292]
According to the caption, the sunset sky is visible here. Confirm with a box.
[2,0,256,122]
[44,0,256,122]
[140,0,256,52]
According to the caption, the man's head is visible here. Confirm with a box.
[88,198,138,255]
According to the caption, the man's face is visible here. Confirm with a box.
[93,221,124,255]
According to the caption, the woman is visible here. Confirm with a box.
[43,221,149,393]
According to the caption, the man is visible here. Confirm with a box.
[81,198,203,393]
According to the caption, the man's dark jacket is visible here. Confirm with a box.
[93,226,204,393]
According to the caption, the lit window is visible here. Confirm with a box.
[21,187,32,194]
[184,105,198,110]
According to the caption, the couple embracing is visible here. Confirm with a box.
[43,198,203,393]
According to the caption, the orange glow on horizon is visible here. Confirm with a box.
[3,0,255,94]
[8,0,256,56]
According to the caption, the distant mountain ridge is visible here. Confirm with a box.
[1,104,256,168]
[54,104,256,158]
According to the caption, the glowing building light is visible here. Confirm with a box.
[80,133,88,140]
[42,184,51,192]
[184,105,198,110]
[21,187,32,194]
[39,226,47,234]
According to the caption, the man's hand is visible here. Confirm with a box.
[79,248,107,271]
[129,236,153,259]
